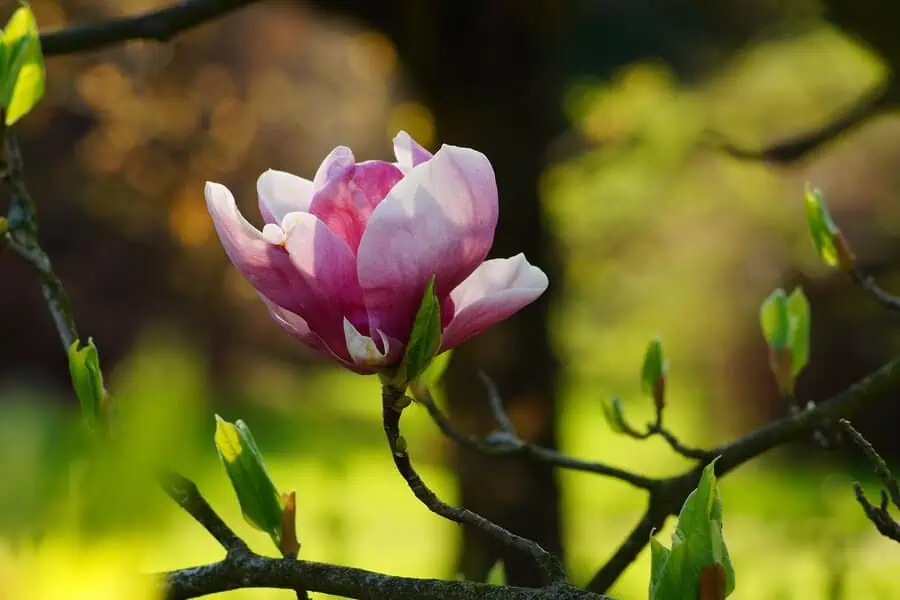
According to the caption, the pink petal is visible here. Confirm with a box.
[308,160,404,253]
[357,144,499,342]
[257,169,314,225]
[393,130,433,172]
[439,254,548,352]
[282,211,369,360]
[205,182,317,316]
[263,298,371,373]
[313,146,355,189]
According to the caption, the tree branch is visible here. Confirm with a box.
[382,385,567,585]
[1,133,78,352]
[160,472,249,556]
[849,267,900,314]
[40,0,263,57]
[164,555,602,600]
[585,353,900,593]
[413,385,658,491]
[162,473,606,600]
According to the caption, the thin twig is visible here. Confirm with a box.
[382,386,567,585]
[851,485,900,544]
[478,371,516,434]
[839,419,900,509]
[1,133,78,351]
[586,505,664,593]
[40,0,262,57]
[849,267,900,314]
[415,387,658,491]
[160,472,249,555]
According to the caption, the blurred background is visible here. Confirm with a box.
[1,0,900,598]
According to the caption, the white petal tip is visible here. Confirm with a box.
[261,223,286,245]
[343,319,391,367]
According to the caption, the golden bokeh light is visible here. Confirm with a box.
[387,102,436,150]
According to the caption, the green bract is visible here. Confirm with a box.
[394,275,442,389]
[649,460,735,600]
[0,6,44,125]
[214,416,284,548]
[68,338,107,433]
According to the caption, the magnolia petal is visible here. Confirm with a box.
[440,254,548,352]
[342,318,403,371]
[282,212,368,358]
[262,299,372,373]
[393,130,433,172]
[357,144,499,342]
[313,146,355,189]
[257,169,314,225]
[205,182,316,314]
[308,160,404,253]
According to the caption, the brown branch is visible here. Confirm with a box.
[164,556,602,600]
[837,419,900,543]
[382,385,567,585]
[160,472,248,555]
[583,353,900,592]
[413,386,658,491]
[849,267,900,314]
[40,0,263,57]
[1,133,78,351]
[162,473,606,599]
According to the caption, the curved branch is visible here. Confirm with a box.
[40,0,263,57]
[383,386,567,584]
[415,386,658,491]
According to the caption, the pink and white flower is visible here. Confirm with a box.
[205,131,548,374]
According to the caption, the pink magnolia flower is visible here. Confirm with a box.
[205,131,548,375]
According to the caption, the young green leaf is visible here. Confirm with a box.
[804,185,854,269]
[601,397,628,434]
[214,416,284,547]
[759,289,789,350]
[641,337,666,411]
[649,459,735,600]
[397,276,442,388]
[786,287,810,377]
[0,6,44,125]
[68,338,107,433]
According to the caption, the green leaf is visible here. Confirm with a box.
[601,397,627,434]
[417,348,453,390]
[68,338,107,433]
[786,287,810,377]
[650,459,735,600]
[0,6,44,125]
[398,276,442,387]
[804,185,844,268]
[759,289,788,350]
[214,415,284,547]
[649,537,671,596]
